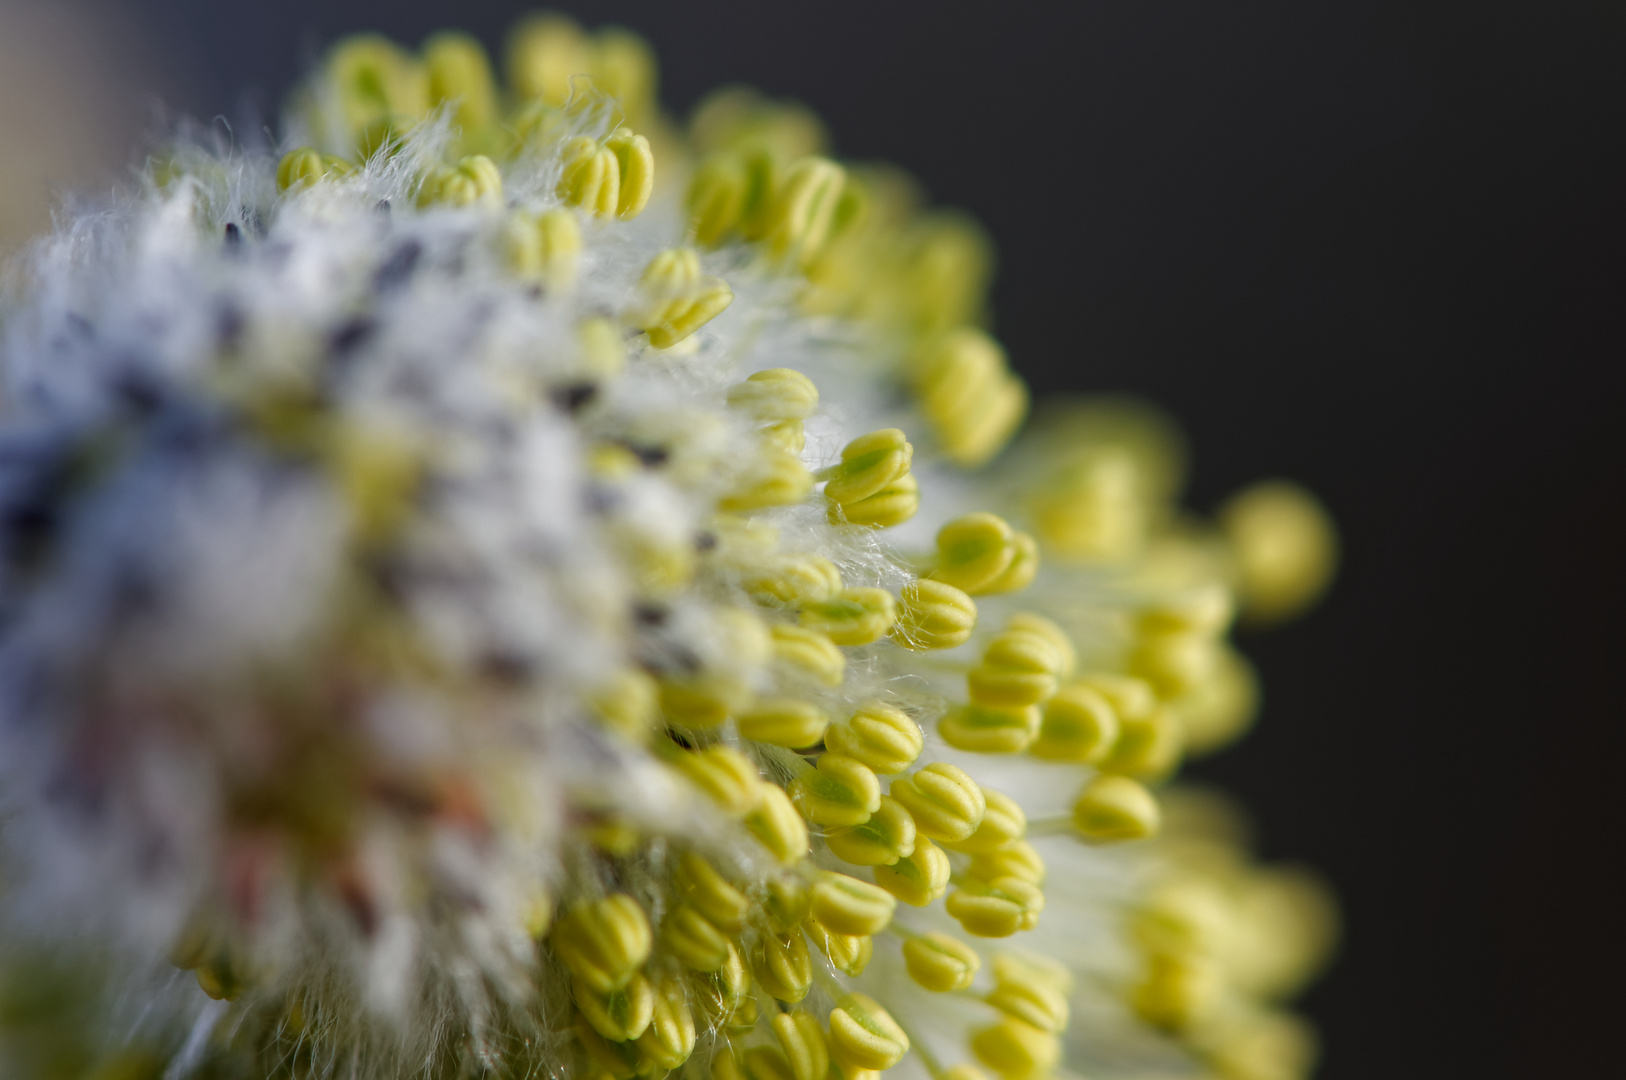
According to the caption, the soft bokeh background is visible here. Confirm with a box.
[4,1,1622,1076]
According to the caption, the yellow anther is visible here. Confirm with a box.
[1177,645,1260,756]
[1030,682,1119,763]
[967,629,1067,709]
[753,928,812,1003]
[1132,877,1234,962]
[605,131,655,218]
[727,368,820,421]
[743,1044,798,1080]
[991,951,1074,995]
[423,32,498,145]
[1075,673,1157,724]
[764,156,847,267]
[705,940,750,1013]
[1130,951,1222,1033]
[890,762,986,842]
[635,247,734,349]
[826,794,917,866]
[659,608,770,726]
[769,623,847,687]
[799,587,898,646]
[772,1009,832,1080]
[911,329,1028,467]
[558,132,655,219]
[892,579,977,651]
[765,873,812,933]
[1220,480,1338,624]
[967,841,1046,887]
[575,972,655,1042]
[986,979,1068,1034]
[662,903,733,973]
[789,753,881,827]
[944,787,1026,854]
[1071,774,1160,844]
[810,872,897,937]
[578,316,626,377]
[552,895,653,993]
[871,836,950,906]
[903,932,981,992]
[523,889,555,939]
[737,697,830,749]
[276,147,351,192]
[822,428,913,506]
[978,530,1039,594]
[903,213,994,335]
[969,1017,1060,1080]
[673,852,749,933]
[1201,1007,1320,1080]
[1139,582,1235,637]
[720,447,812,511]
[762,419,807,453]
[1128,627,1220,700]
[1005,614,1075,678]
[585,819,642,856]
[686,153,750,247]
[1099,705,1183,781]
[324,35,429,158]
[672,745,763,818]
[637,976,698,1070]
[808,923,874,976]
[506,13,590,107]
[834,471,919,528]
[506,207,581,287]
[575,1013,640,1079]
[588,668,659,742]
[939,703,1041,755]
[827,993,909,1072]
[746,781,810,864]
[825,704,922,775]
[591,28,658,123]
[748,554,844,607]
[945,876,1044,937]
[418,154,503,209]
[928,513,1016,594]
[1226,866,1339,1000]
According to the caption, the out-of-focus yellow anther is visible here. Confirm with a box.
[986,978,1069,1034]
[743,1044,798,1080]
[552,894,653,993]
[1129,627,1219,700]
[662,903,733,972]
[747,554,843,607]
[578,316,625,377]
[1130,951,1222,1033]
[506,13,590,107]
[737,697,831,748]
[911,329,1028,467]
[939,703,1041,755]
[575,972,655,1042]
[727,368,820,420]
[978,530,1039,595]
[584,818,642,856]
[672,745,762,817]
[828,993,910,1072]
[822,428,912,506]
[970,1017,1060,1080]
[753,928,813,1003]
[771,1010,832,1080]
[825,703,923,774]
[1100,705,1183,781]
[635,247,733,349]
[764,873,811,934]
[892,579,977,651]
[1140,583,1234,636]
[591,27,657,123]
[968,840,1046,887]
[506,207,580,287]
[769,623,847,687]
[418,154,503,208]
[799,587,898,646]
[764,156,846,267]
[1132,877,1233,961]
[637,976,698,1070]
[945,875,1044,937]
[720,447,812,510]
[1226,866,1340,1001]
[588,668,659,742]
[686,153,749,247]
[1220,480,1338,625]
[673,852,749,933]
[967,627,1068,709]
[1030,447,1147,562]
[762,419,807,453]
[941,1066,994,1080]
[992,951,1074,994]
[834,471,919,528]
[1201,1007,1320,1080]
[523,890,555,940]
[696,942,751,1027]
[575,1013,640,1079]
[1072,774,1160,844]
[789,753,881,827]
[928,513,1015,594]
[944,787,1026,854]
[423,32,498,146]
[903,213,994,334]
[324,35,429,158]
[872,836,950,906]
[1030,682,1119,763]
[903,932,981,992]
[1075,673,1156,725]
[890,762,986,842]
[746,781,810,864]
[1005,614,1075,677]
[825,794,917,866]
[808,924,874,977]
[1177,645,1260,757]
[558,132,654,219]
[276,147,352,192]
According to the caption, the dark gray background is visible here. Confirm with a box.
[94,2,1626,1076]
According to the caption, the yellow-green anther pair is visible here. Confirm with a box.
[506,15,657,122]
[769,624,847,687]
[823,428,918,528]
[799,587,897,645]
[721,447,812,510]
[727,367,820,421]
[276,148,353,192]
[892,579,977,651]
[576,973,653,1041]
[872,836,951,906]
[1219,480,1339,625]
[551,894,652,993]
[737,697,830,748]
[811,871,897,936]
[968,841,1046,888]
[987,975,1070,1033]
[808,923,873,976]
[635,247,735,349]
[911,328,1029,467]
[640,978,698,1070]
[558,131,654,218]
[939,703,1041,754]
[971,1016,1060,1080]
[747,553,843,607]
[765,1010,832,1080]
[890,761,985,841]
[418,154,503,208]
[686,152,755,247]
[824,703,924,773]
[943,787,1026,854]
[1030,682,1119,763]
[506,207,580,286]
[929,512,1041,595]
[662,903,732,971]
[968,615,1076,709]
[423,32,498,151]
[826,794,917,865]
[828,993,910,1072]
[789,753,880,826]
[323,35,429,159]
[904,931,982,992]
[671,745,762,817]
[673,852,749,932]
[946,875,1044,937]
[746,782,809,863]
[764,156,847,267]
[754,927,813,1003]
[1072,773,1160,844]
